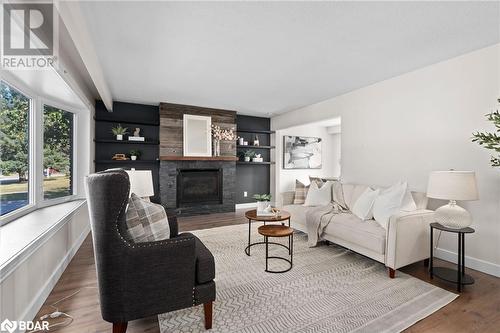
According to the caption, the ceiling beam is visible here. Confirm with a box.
[55,1,113,111]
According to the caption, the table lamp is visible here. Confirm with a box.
[427,170,478,229]
[125,169,154,199]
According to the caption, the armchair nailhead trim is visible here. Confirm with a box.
[192,287,196,305]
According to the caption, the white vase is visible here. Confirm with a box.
[244,156,250,162]
[116,134,123,140]
[256,201,269,212]
[131,155,137,161]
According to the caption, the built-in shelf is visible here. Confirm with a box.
[236,161,275,165]
[94,160,159,164]
[237,129,275,134]
[94,117,159,127]
[94,139,160,145]
[160,156,238,161]
[236,145,275,149]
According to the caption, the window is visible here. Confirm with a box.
[43,105,74,200]
[0,81,31,216]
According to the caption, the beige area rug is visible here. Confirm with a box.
[159,224,457,333]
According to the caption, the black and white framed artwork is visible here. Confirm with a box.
[283,136,322,169]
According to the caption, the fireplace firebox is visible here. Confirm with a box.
[177,169,223,207]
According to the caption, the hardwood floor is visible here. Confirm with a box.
[33,210,500,332]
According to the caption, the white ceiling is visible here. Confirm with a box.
[79,1,499,116]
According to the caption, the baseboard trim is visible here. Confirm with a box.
[435,247,500,278]
[235,202,256,209]
[19,224,91,327]
[235,202,276,210]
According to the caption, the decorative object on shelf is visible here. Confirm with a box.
[238,137,244,145]
[254,193,272,216]
[128,127,145,141]
[283,136,322,169]
[213,139,221,156]
[111,153,128,161]
[472,98,500,167]
[252,153,263,163]
[427,170,479,229]
[244,150,255,162]
[129,149,141,161]
[111,124,128,141]
[253,134,260,146]
[243,141,249,145]
[183,114,212,157]
[125,169,154,198]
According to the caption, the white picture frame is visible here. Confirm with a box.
[183,114,212,157]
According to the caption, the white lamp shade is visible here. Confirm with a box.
[125,170,154,198]
[427,171,478,201]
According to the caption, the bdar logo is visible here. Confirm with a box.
[0,319,17,333]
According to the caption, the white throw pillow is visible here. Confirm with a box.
[400,186,417,211]
[351,187,380,220]
[372,182,408,229]
[304,181,333,207]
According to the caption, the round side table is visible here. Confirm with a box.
[244,209,291,256]
[430,222,475,292]
[258,225,294,273]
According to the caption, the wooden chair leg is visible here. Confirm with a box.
[424,258,430,267]
[204,301,213,330]
[113,322,128,333]
[388,268,395,278]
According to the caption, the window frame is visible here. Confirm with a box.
[0,78,82,226]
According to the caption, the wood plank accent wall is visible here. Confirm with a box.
[159,102,237,157]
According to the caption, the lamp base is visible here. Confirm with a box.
[435,201,472,229]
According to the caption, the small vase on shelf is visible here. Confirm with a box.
[213,139,221,157]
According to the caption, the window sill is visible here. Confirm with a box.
[0,200,87,281]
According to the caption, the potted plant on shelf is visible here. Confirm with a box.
[244,150,255,162]
[111,124,128,141]
[129,149,141,161]
[253,193,272,214]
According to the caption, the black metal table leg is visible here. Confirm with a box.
[290,233,293,265]
[430,225,434,278]
[457,232,462,292]
[461,233,465,277]
[247,218,251,256]
[265,236,269,272]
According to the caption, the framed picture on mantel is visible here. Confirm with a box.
[283,136,322,169]
[183,114,212,157]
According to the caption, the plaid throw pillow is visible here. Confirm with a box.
[125,193,170,243]
[293,180,309,204]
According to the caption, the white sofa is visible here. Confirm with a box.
[280,183,434,277]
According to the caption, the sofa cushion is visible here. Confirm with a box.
[283,204,308,231]
[351,187,379,220]
[325,213,386,254]
[342,184,370,209]
[194,236,215,284]
[304,181,333,206]
[293,180,309,204]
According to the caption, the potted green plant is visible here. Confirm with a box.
[253,193,272,213]
[472,99,500,167]
[244,150,256,162]
[111,124,128,140]
[129,149,141,161]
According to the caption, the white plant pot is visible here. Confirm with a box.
[238,138,244,145]
[244,157,251,162]
[256,201,269,212]
[131,155,137,161]
[116,134,123,140]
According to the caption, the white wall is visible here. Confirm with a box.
[275,123,341,198]
[272,44,500,276]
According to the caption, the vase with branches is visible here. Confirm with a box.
[472,99,500,167]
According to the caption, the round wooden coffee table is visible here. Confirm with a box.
[244,209,291,256]
[258,225,294,273]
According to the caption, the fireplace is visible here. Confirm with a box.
[177,169,223,207]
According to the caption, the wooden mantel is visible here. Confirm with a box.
[160,156,238,161]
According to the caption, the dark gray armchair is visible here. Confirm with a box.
[85,170,216,333]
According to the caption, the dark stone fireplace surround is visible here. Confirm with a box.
[160,160,236,216]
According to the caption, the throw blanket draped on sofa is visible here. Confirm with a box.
[306,203,348,246]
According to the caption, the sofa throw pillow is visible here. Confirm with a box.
[304,181,333,207]
[309,176,325,188]
[372,182,408,229]
[293,179,309,204]
[351,187,380,220]
[400,187,418,211]
[125,193,170,243]
[332,181,348,210]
